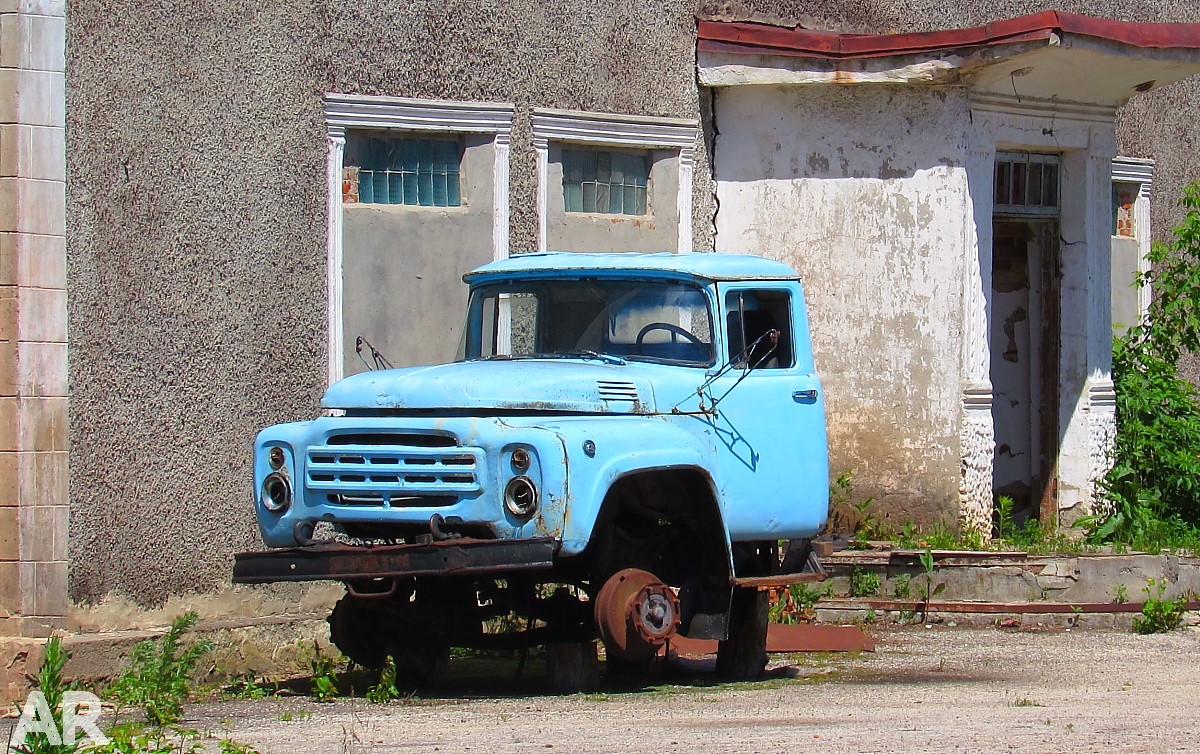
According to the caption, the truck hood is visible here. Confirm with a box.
[321,360,668,413]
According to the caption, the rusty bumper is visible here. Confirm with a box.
[232,537,558,584]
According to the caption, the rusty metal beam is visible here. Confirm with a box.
[231,538,557,584]
[733,573,827,589]
[823,598,1200,614]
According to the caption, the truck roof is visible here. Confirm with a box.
[464,252,801,283]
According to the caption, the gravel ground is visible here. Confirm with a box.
[186,625,1200,754]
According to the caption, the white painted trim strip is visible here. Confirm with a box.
[325,93,515,134]
[534,138,549,252]
[1111,157,1154,185]
[325,127,346,385]
[531,108,698,148]
[969,94,1116,123]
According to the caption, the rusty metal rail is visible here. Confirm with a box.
[821,598,1200,614]
[232,537,557,584]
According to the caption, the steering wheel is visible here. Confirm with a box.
[635,322,703,346]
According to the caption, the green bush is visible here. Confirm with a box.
[1094,183,1200,544]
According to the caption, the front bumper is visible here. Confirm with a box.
[231,537,557,584]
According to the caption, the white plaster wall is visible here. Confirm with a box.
[712,84,972,524]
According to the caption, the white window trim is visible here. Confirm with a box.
[1111,156,1154,317]
[530,108,698,253]
[324,94,514,384]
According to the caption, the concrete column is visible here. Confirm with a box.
[0,0,68,636]
[958,140,997,535]
[1082,131,1120,524]
[677,146,693,253]
[533,135,548,252]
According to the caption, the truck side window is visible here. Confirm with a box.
[725,289,794,369]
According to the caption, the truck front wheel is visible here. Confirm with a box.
[328,596,387,669]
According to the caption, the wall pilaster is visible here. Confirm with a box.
[0,0,67,636]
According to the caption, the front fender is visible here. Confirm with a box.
[534,415,726,557]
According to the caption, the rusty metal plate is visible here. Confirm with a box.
[669,624,875,656]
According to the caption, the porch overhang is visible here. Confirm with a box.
[698,11,1200,110]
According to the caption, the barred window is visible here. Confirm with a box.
[562,148,648,215]
[344,134,461,207]
[994,152,1059,217]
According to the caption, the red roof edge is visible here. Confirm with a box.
[697,11,1200,60]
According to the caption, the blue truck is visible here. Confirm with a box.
[233,252,829,686]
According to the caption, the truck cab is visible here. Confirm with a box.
[234,252,829,684]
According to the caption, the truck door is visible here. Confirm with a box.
[708,283,829,541]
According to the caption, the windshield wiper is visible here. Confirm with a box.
[555,351,628,365]
[479,351,627,365]
[529,351,628,365]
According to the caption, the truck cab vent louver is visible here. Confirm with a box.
[596,380,639,402]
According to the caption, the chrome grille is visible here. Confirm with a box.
[306,438,483,506]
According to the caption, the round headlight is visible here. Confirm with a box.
[261,472,292,512]
[511,447,531,472]
[504,476,538,518]
[268,446,286,470]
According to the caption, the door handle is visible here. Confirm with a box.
[792,389,818,401]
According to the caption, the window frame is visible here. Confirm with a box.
[531,108,698,252]
[324,94,514,384]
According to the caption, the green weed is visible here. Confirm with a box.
[364,657,401,704]
[81,724,202,754]
[222,677,269,700]
[847,567,881,598]
[308,643,340,703]
[106,612,212,726]
[827,472,880,547]
[768,582,832,624]
[916,549,945,619]
[11,635,73,754]
[1132,578,1188,634]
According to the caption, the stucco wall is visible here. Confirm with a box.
[66,0,710,605]
[66,4,330,604]
[66,0,1200,604]
[711,84,971,525]
[341,135,496,372]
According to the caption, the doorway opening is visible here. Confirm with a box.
[990,152,1061,531]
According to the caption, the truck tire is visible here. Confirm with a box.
[715,587,768,679]
[328,597,387,670]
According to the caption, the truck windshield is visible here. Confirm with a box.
[460,279,714,366]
